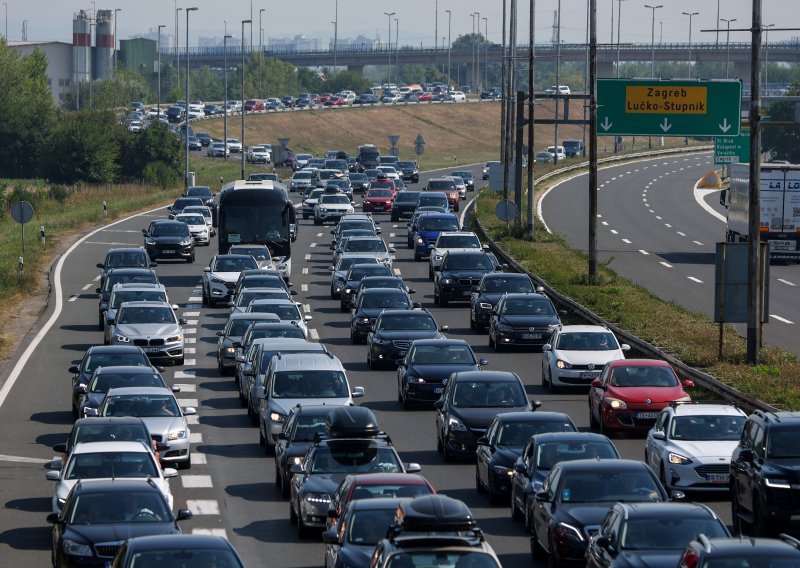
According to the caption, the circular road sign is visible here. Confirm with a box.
[10,201,34,224]
[495,199,517,222]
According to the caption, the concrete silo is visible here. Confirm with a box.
[94,9,114,80]
[72,10,91,86]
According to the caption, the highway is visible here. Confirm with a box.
[540,152,800,355]
[0,162,733,567]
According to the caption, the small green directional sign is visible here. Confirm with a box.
[597,79,741,137]
[715,131,750,164]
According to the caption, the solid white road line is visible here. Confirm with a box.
[687,276,703,283]
[660,261,673,268]
[779,279,797,287]
[770,314,795,324]
[692,177,726,223]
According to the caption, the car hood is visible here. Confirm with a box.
[608,386,688,404]
[150,235,188,244]
[554,350,624,366]
[209,271,242,283]
[764,458,800,475]
[114,323,181,338]
[357,307,410,319]
[490,446,524,469]
[318,204,353,210]
[272,397,353,416]
[442,269,494,279]
[476,293,506,305]
[338,543,375,568]
[376,330,442,341]
[299,473,347,495]
[454,406,530,430]
[63,521,179,545]
[365,196,393,202]
[497,315,560,327]
[417,230,445,239]
[669,440,738,460]
[614,550,685,568]
[408,363,478,382]
[138,416,188,438]
[558,503,616,528]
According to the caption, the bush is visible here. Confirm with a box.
[143,161,178,190]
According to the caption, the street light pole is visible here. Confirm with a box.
[394,18,399,85]
[176,6,182,99]
[333,0,338,74]
[259,8,265,97]
[721,18,736,79]
[114,9,121,70]
[3,3,7,40]
[157,24,165,119]
[434,0,438,64]
[644,4,662,78]
[615,0,625,77]
[241,19,251,181]
[224,32,231,159]
[764,24,774,96]
[474,11,481,92]
[384,12,395,83]
[185,7,197,190]
[554,0,561,165]
[483,17,488,89]
[471,13,477,91]
[445,10,451,88]
[682,11,699,78]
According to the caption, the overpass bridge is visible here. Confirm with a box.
[172,41,800,83]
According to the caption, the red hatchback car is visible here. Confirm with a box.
[362,188,395,213]
[588,359,693,435]
[327,473,434,530]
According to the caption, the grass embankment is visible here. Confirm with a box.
[473,186,800,410]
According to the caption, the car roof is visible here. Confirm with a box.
[106,267,156,276]
[379,309,428,317]
[214,254,255,262]
[150,219,186,226]
[229,311,283,319]
[71,440,151,454]
[105,386,174,396]
[500,292,549,300]
[73,416,148,427]
[93,366,160,375]
[698,535,800,555]
[270,352,343,372]
[124,534,234,552]
[111,283,165,291]
[531,431,615,444]
[251,338,320,349]
[118,300,173,309]
[411,338,469,347]
[248,298,296,306]
[71,478,165,495]
[360,287,406,296]
[349,497,406,512]
[452,371,520,383]
[85,345,146,354]
[614,502,719,521]
[344,473,430,485]
[557,458,651,473]
[443,250,487,257]
[607,358,672,368]
[557,325,611,334]
[437,231,474,238]
[669,403,747,417]
[494,411,570,423]
[105,247,145,255]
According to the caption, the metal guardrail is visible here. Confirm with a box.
[467,146,778,414]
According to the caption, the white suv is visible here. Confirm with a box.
[428,231,484,279]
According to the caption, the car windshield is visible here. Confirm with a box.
[291,415,329,442]
[452,171,472,179]
[247,326,306,340]
[500,298,556,316]
[361,292,410,309]
[419,218,459,232]
[184,207,211,218]
[349,174,368,181]
[669,415,745,442]
[82,352,150,373]
[348,266,392,280]
[452,380,527,408]
[229,247,271,261]
[348,509,397,545]
[294,172,312,180]
[367,189,393,198]
[438,235,480,248]
[556,332,618,351]
[609,366,679,387]
[411,345,474,365]
[345,240,387,253]
[362,278,403,291]
[768,428,800,459]
[395,192,421,203]
[68,491,171,525]
[443,254,493,270]
[338,222,373,233]
[386,552,499,568]
[110,291,166,309]
[64,451,159,480]
[248,303,301,320]
[482,277,534,293]
[619,517,728,550]
[495,421,575,447]
[349,483,432,503]
[117,306,176,325]
[338,257,379,272]
[417,196,449,209]
[226,317,265,336]
[308,446,403,474]
[90,372,163,393]
[187,187,212,198]
[172,199,200,209]
[150,224,189,237]
[380,314,436,331]
[272,370,349,398]
[71,423,150,447]
[558,470,662,503]
[128,549,241,566]
[106,252,148,268]
[427,180,455,190]
[178,215,205,225]
[321,195,350,205]
[104,273,157,293]
[103,395,181,418]
[241,276,284,290]
[535,441,618,469]
[213,257,259,272]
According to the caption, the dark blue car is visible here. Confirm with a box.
[412,213,460,261]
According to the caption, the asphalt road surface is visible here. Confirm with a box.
[0,161,732,567]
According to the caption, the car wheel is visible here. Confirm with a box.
[413,252,421,262]
[442,436,453,462]
[428,266,434,280]
[248,404,258,426]
[280,471,289,498]
[289,501,298,525]
[71,405,79,421]
[314,217,322,226]
[598,409,611,437]
[659,463,671,492]
[297,514,312,538]
[730,489,743,536]
[439,295,448,307]
[407,238,413,249]
[436,431,444,454]
[391,214,398,222]
[339,302,348,313]
[488,332,496,348]
[530,525,547,560]
[469,311,476,330]
[541,363,549,387]
[753,496,772,537]
[302,213,309,220]
[202,286,209,306]
[546,371,555,394]
[475,319,485,333]
[330,287,336,300]
[367,352,374,370]
[178,453,191,470]
[350,328,357,344]
[187,254,195,263]
[588,400,599,429]
[475,465,485,493]
[175,356,184,366]
[511,492,523,521]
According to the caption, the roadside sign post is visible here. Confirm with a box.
[414,133,425,166]
[714,131,750,164]
[10,200,34,256]
[388,134,400,158]
[596,79,742,137]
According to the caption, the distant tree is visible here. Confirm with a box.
[323,70,372,94]
[118,121,182,183]
[42,111,121,184]
[451,33,488,50]
[761,81,800,163]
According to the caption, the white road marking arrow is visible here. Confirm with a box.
[719,118,732,133]
[600,117,613,131]
[659,118,672,133]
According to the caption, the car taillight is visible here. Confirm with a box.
[682,551,698,568]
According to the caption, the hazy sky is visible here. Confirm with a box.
[7,1,798,48]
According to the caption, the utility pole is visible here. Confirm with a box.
[223,31,231,160]
[721,18,736,78]
[157,24,165,119]
[471,13,477,91]
[553,0,561,165]
[242,19,251,181]
[747,0,763,363]
[682,11,699,78]
[384,12,394,82]
[250,0,253,53]
[526,0,535,238]
[445,10,451,88]
[500,0,507,166]
[589,0,598,280]
[764,24,774,96]
[114,9,121,70]
[176,5,182,99]
[716,0,720,45]
[434,0,438,65]
[394,18,399,85]
[259,8,265,97]
[474,11,481,92]
[184,6,197,190]
[509,0,519,225]
[644,4,662,78]
[333,0,338,74]
[483,17,489,89]
[3,3,7,41]
[615,0,625,77]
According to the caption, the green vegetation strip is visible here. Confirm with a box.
[472,168,800,411]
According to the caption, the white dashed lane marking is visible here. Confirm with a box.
[610,230,618,235]
[184,348,195,354]
[393,268,402,276]
[303,304,311,313]
[184,337,196,344]
[181,475,213,488]
[187,500,220,515]
[188,296,202,303]
[82,284,92,291]
[183,359,196,366]
[302,268,309,275]
[174,384,196,392]
[309,328,320,340]
[184,311,200,317]
[174,370,196,380]
[639,250,649,255]
[779,279,797,287]
[622,238,632,244]
[660,261,673,268]
[676,231,686,237]
[316,232,323,237]
[186,415,199,425]
[192,528,227,537]
[770,314,795,324]
[687,277,703,284]
[68,295,79,302]
[183,328,196,335]
[189,432,203,444]
[309,242,316,248]
[178,399,199,408]
[192,452,207,465]
[304,254,311,260]
[301,284,308,292]
[693,240,704,246]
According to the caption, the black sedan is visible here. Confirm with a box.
[96,247,152,288]
[488,292,563,351]
[510,432,620,528]
[113,534,245,567]
[275,405,341,497]
[142,220,195,263]
[349,288,417,344]
[367,310,447,371]
[451,170,475,190]
[166,196,203,219]
[530,459,672,565]
[476,411,577,504]
[48,479,191,567]
[77,365,173,419]
[339,264,394,312]
[434,250,500,306]
[396,339,486,408]
[470,272,536,332]
[95,267,159,329]
[390,190,422,221]
[185,185,215,208]
[69,345,155,420]
[435,370,531,461]
[585,502,729,568]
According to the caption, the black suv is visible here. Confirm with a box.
[731,410,800,536]
[678,534,800,568]
[488,292,563,351]
[396,160,420,183]
[142,220,195,263]
[391,191,422,222]
[434,251,499,306]
[366,309,447,370]
[470,272,536,332]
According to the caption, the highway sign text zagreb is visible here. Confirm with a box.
[597,79,741,137]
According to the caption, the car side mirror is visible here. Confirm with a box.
[46,513,62,525]
[739,448,754,462]
[433,400,444,410]
[182,407,197,416]
[321,527,340,545]
[227,302,235,308]
[327,509,340,519]
[95,288,101,294]
[591,379,603,389]
[277,431,288,440]
[96,263,104,269]
[535,490,552,503]
[488,310,497,316]
[558,309,568,316]
[620,344,631,351]
[530,399,543,410]
[412,302,421,309]
[163,468,179,479]
[69,365,80,375]
[514,462,527,475]
[375,227,382,234]
[171,385,181,393]
[83,408,99,417]
[434,265,441,271]
[439,325,449,332]
[652,431,666,441]
[203,267,211,272]
[75,384,87,394]
[141,229,148,235]
[179,318,188,325]
[405,463,422,473]
[352,386,365,398]
[243,363,254,376]
[595,536,611,551]
[255,386,266,400]
[542,344,552,352]
[53,443,67,454]
[304,315,313,322]
[471,286,479,293]
[670,490,686,501]
[683,380,695,388]
[329,265,335,271]
[479,358,489,366]
[45,470,60,481]
[176,509,193,521]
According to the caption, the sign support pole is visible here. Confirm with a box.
[747,0,762,364]
[588,0,598,280]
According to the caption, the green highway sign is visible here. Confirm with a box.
[715,131,750,164]
[597,79,741,137]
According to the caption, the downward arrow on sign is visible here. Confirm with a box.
[660,118,672,133]
[719,118,732,133]
[600,117,613,131]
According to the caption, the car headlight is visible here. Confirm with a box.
[63,539,92,557]
[765,478,792,489]
[291,456,303,465]
[270,412,286,423]
[493,465,513,476]
[496,322,513,332]
[555,360,572,369]
[360,317,371,323]
[668,452,692,465]
[113,333,130,343]
[448,416,468,432]
[406,373,425,383]
[168,429,187,440]
[435,255,443,261]
[417,237,424,244]
[547,324,560,333]
[224,347,236,354]
[304,492,331,504]
[479,302,493,310]
[603,397,627,409]
[442,278,453,285]
[556,522,584,542]
[673,396,692,403]
[199,228,208,235]
[145,238,155,245]
[344,288,353,294]
[167,334,182,343]
[180,239,192,246]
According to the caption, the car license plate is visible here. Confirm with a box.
[144,347,162,353]
[434,387,444,394]
[521,333,542,340]
[707,473,730,483]
[769,240,794,251]
[581,371,600,380]
[636,412,659,419]
[162,249,175,254]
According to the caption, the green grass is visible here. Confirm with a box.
[473,185,800,410]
